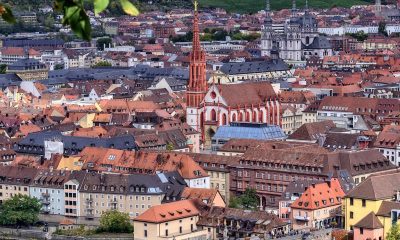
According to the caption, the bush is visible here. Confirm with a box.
[98,211,133,233]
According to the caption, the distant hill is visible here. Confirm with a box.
[2,0,375,14]
[198,0,374,13]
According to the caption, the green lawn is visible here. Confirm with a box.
[198,0,372,13]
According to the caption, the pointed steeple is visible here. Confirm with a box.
[192,0,201,56]
[266,0,270,13]
[291,0,297,16]
[305,0,309,12]
[264,0,272,24]
[187,0,207,107]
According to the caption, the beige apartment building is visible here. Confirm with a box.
[0,166,37,203]
[134,199,208,240]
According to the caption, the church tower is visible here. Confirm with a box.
[186,0,207,133]
[261,0,273,57]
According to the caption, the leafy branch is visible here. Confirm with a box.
[0,0,139,41]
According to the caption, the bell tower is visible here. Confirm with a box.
[186,0,207,133]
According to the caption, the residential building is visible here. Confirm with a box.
[6,58,49,81]
[290,178,345,230]
[181,187,226,207]
[29,169,70,215]
[189,153,234,202]
[374,125,400,166]
[0,166,37,204]
[133,199,208,240]
[344,170,400,232]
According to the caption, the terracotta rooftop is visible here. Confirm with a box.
[291,178,345,210]
[135,199,200,223]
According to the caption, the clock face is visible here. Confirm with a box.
[211,91,217,99]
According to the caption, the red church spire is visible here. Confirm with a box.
[187,0,207,108]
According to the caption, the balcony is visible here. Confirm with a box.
[42,208,51,214]
[41,199,50,205]
[110,199,118,203]
[294,215,310,221]
[86,198,93,203]
[86,211,94,219]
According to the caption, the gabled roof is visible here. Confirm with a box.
[346,171,400,200]
[354,212,383,230]
[135,199,200,223]
[288,120,335,141]
[291,179,345,210]
[215,82,277,107]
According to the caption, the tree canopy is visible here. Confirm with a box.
[98,210,133,233]
[229,188,259,210]
[0,194,41,227]
[387,224,400,240]
[0,0,139,41]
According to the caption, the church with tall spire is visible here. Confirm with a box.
[261,0,333,61]
[186,0,208,135]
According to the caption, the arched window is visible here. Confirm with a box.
[222,114,227,125]
[211,109,217,121]
[238,112,243,122]
[232,113,237,122]
[253,111,257,123]
[306,36,310,45]
[246,111,251,122]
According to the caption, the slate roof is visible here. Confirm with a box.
[220,59,289,75]
[302,36,332,50]
[288,120,335,141]
[354,212,383,229]
[15,130,137,155]
[346,170,400,200]
[8,58,47,71]
[376,201,400,218]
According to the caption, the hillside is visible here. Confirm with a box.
[198,0,373,13]
[2,0,375,14]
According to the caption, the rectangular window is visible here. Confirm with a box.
[362,199,366,207]
[144,230,147,237]
[350,198,354,206]
[350,211,354,219]
[165,230,168,236]
[360,227,363,234]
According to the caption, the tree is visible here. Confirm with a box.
[93,61,112,67]
[0,0,139,41]
[240,188,258,210]
[0,194,41,227]
[54,63,64,70]
[166,142,175,151]
[387,224,400,240]
[378,21,388,36]
[229,188,259,210]
[97,37,112,50]
[0,64,7,74]
[98,210,133,233]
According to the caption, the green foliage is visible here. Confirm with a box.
[55,63,64,70]
[54,225,96,236]
[0,194,41,227]
[231,32,260,42]
[170,31,193,43]
[3,0,139,41]
[0,4,16,24]
[93,61,112,67]
[97,37,112,50]
[98,210,133,233]
[166,142,175,151]
[229,188,259,210]
[387,224,400,240]
[378,21,388,36]
[346,31,368,42]
[198,0,371,13]
[0,64,7,74]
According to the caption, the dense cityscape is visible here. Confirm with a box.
[0,0,399,239]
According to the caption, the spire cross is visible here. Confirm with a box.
[194,0,198,12]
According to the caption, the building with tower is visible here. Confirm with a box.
[186,0,208,137]
[261,0,333,61]
[186,1,283,147]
